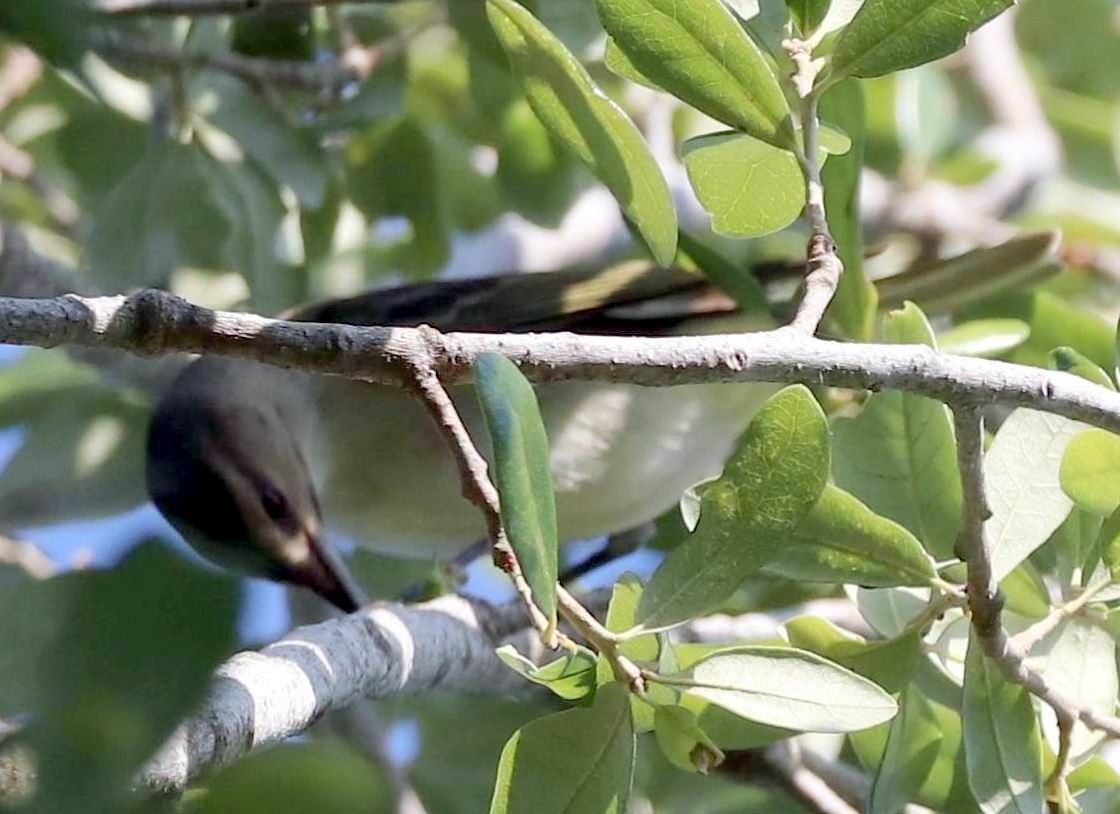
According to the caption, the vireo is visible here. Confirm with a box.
[146,237,1056,611]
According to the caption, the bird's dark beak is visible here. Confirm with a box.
[291,533,368,613]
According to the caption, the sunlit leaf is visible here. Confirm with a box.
[986,410,1084,580]
[488,0,678,265]
[1061,429,1120,516]
[638,386,830,627]
[830,0,1013,81]
[682,132,806,239]
[939,320,1032,358]
[679,646,897,732]
[594,0,793,149]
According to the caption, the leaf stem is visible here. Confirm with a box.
[557,586,646,693]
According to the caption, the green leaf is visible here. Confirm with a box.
[86,141,230,289]
[1061,429,1120,516]
[185,744,394,814]
[830,0,1013,81]
[784,615,924,693]
[962,631,1045,814]
[986,410,1084,580]
[638,386,830,628]
[199,75,330,209]
[679,646,898,732]
[822,79,878,341]
[833,304,962,559]
[1040,620,1117,764]
[197,152,289,314]
[597,573,661,692]
[868,686,946,814]
[346,116,449,276]
[489,682,635,814]
[1097,506,1120,578]
[676,231,771,316]
[1000,561,1052,620]
[475,353,559,628]
[3,544,238,811]
[877,232,1061,317]
[594,0,793,149]
[0,0,89,66]
[488,0,678,265]
[603,37,661,90]
[765,485,937,588]
[497,645,598,701]
[940,320,1032,358]
[682,132,806,238]
[654,705,725,774]
[786,0,831,34]
[1051,347,1116,390]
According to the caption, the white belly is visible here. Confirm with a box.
[310,377,775,557]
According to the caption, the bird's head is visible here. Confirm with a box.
[146,363,365,613]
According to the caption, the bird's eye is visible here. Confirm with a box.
[259,484,291,523]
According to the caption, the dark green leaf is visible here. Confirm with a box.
[199,75,330,209]
[830,0,1013,81]
[594,0,794,149]
[86,142,230,289]
[346,116,449,276]
[786,0,831,34]
[489,682,635,814]
[833,303,962,559]
[4,544,238,812]
[638,386,830,628]
[475,353,559,628]
[679,646,898,732]
[766,484,937,588]
[185,744,393,814]
[822,79,878,341]
[962,631,1045,814]
[488,0,678,265]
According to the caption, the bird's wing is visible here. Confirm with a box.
[287,260,740,335]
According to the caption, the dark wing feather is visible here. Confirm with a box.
[288,261,739,335]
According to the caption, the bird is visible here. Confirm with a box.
[146,234,1059,612]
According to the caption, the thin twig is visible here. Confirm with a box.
[97,33,356,92]
[783,38,844,336]
[0,534,56,580]
[408,361,555,644]
[1011,576,1115,654]
[764,742,861,814]
[953,406,1120,740]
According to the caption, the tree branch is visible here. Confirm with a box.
[140,593,540,795]
[4,290,1120,434]
[96,0,396,15]
[953,406,1120,740]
